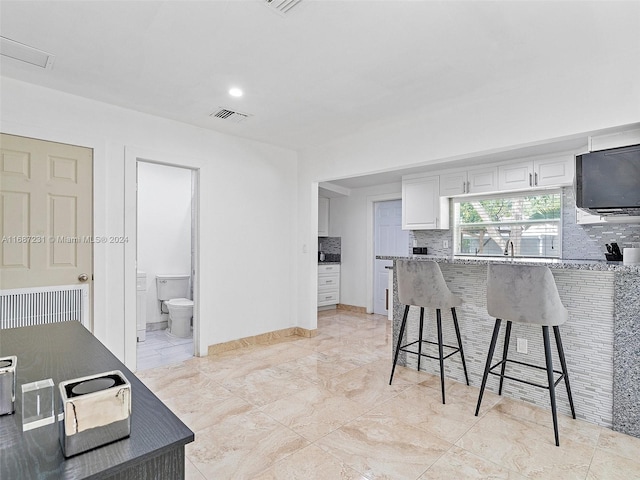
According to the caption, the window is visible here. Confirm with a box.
[454,191,562,258]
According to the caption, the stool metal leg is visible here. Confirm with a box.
[475,318,502,416]
[498,321,512,396]
[389,305,410,385]
[543,325,560,447]
[436,309,446,404]
[418,307,425,372]
[451,307,470,386]
[554,326,576,419]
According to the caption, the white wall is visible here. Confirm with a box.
[296,52,640,329]
[328,183,402,308]
[137,162,192,325]
[0,77,298,368]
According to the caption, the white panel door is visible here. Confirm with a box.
[374,200,408,315]
[0,133,93,290]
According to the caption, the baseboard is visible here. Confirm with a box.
[337,304,367,313]
[207,326,318,355]
[146,321,168,332]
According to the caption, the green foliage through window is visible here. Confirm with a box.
[454,191,562,258]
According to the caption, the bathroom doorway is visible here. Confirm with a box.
[135,160,198,370]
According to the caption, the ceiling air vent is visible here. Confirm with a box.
[0,36,55,69]
[210,108,251,124]
[263,0,303,16]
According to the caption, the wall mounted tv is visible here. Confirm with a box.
[575,144,640,216]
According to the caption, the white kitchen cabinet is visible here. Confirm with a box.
[318,196,329,236]
[576,207,604,224]
[440,167,498,196]
[318,264,340,307]
[498,154,574,190]
[402,174,449,230]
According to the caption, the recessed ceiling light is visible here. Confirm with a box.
[229,87,243,98]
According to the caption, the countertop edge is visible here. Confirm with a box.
[377,255,640,272]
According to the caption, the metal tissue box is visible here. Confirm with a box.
[0,356,17,415]
[59,370,131,457]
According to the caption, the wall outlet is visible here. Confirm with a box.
[516,338,528,354]
[443,240,449,249]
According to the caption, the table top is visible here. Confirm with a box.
[0,321,194,479]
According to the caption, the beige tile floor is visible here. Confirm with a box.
[137,310,640,480]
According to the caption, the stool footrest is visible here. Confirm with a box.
[399,340,461,361]
[488,358,566,390]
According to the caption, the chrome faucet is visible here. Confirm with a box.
[504,240,514,258]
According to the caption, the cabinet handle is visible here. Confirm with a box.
[529,173,533,186]
[435,217,438,228]
[467,181,470,193]
[326,280,333,283]
[534,173,538,186]
[462,181,466,193]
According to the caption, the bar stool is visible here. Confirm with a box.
[475,264,576,446]
[389,260,470,404]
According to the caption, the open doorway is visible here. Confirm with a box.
[136,161,198,370]
[373,199,408,316]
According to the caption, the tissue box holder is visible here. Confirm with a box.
[59,370,131,457]
[0,356,17,416]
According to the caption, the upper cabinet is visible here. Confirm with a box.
[440,167,498,196]
[498,154,574,191]
[318,196,329,236]
[402,174,449,230]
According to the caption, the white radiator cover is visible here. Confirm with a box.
[0,285,89,329]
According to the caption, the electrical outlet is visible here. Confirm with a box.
[516,338,528,354]
[443,240,449,249]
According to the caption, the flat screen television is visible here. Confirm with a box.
[575,143,640,216]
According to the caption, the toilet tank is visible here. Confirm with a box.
[156,274,190,300]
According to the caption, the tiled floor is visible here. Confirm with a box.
[136,310,640,479]
[137,328,193,370]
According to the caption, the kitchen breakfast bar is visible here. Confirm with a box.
[379,256,640,438]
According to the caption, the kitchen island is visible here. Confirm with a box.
[379,255,640,438]
[0,321,194,479]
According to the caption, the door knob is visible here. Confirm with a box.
[78,273,89,282]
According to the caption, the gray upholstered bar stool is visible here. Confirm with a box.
[389,260,470,404]
[475,264,576,447]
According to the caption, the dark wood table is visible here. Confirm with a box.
[0,321,194,479]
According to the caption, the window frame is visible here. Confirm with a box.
[452,189,563,259]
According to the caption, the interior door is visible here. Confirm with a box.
[0,133,93,299]
[374,199,408,315]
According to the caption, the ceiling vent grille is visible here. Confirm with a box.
[0,36,55,69]
[263,0,303,16]
[210,108,251,124]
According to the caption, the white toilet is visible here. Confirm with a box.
[156,274,193,338]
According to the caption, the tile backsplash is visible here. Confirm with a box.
[319,236,341,262]
[410,187,640,260]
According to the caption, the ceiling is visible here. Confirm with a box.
[1,1,639,158]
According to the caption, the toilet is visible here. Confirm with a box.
[156,274,193,338]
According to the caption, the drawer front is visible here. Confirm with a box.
[318,264,340,274]
[318,291,339,305]
[318,275,339,288]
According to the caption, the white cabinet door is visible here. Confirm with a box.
[498,162,533,190]
[402,175,449,230]
[467,167,498,193]
[318,196,329,236]
[440,171,466,196]
[534,155,574,187]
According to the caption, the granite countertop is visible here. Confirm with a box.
[377,255,640,273]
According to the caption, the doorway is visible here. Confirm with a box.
[373,199,408,315]
[135,161,197,370]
